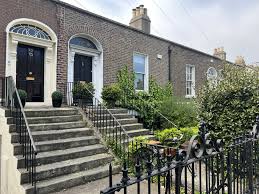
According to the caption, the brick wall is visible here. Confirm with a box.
[0,0,58,77]
[170,45,224,96]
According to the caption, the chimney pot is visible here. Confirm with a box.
[144,8,147,15]
[132,9,136,17]
[213,47,226,60]
[129,5,151,34]
[136,7,140,16]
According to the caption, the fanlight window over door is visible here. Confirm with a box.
[70,37,97,50]
[9,24,52,40]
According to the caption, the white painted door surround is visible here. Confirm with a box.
[68,34,103,102]
[5,18,57,106]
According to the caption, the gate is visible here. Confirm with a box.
[101,117,259,194]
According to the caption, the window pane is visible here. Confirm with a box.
[186,81,192,95]
[134,54,145,73]
[134,73,144,90]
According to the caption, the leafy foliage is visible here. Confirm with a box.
[159,96,198,128]
[72,82,95,99]
[197,64,259,141]
[17,89,27,100]
[155,127,198,147]
[117,66,174,129]
[51,91,63,100]
[102,83,121,107]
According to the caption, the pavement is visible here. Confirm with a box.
[52,174,165,194]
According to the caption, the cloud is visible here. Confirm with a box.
[61,0,259,64]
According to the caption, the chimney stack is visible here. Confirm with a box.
[129,5,151,34]
[235,56,246,66]
[213,47,226,60]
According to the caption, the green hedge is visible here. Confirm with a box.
[197,64,259,141]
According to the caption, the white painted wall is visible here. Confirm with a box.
[0,108,25,194]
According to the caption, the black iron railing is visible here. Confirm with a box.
[65,82,132,162]
[118,88,179,132]
[101,117,259,194]
[2,77,37,193]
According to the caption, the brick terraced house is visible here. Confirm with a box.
[0,0,230,193]
[0,0,228,105]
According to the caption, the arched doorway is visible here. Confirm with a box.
[6,18,57,106]
[68,34,103,102]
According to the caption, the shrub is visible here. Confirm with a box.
[159,96,198,128]
[51,91,63,100]
[17,89,27,100]
[72,82,94,99]
[197,64,259,141]
[155,127,198,147]
[117,66,174,129]
[102,84,121,107]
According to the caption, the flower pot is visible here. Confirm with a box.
[21,99,26,107]
[52,99,62,107]
[14,98,26,108]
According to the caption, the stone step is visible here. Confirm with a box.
[17,144,107,168]
[24,164,121,194]
[24,108,79,117]
[27,115,83,124]
[99,123,144,135]
[20,153,114,184]
[11,128,94,143]
[6,115,83,125]
[88,108,128,114]
[123,123,143,131]
[106,129,151,138]
[92,113,133,120]
[13,136,100,154]
[9,121,86,132]
[93,118,138,127]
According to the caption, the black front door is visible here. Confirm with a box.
[16,44,44,102]
[74,54,92,83]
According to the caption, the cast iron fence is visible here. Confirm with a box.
[101,118,259,194]
[118,87,179,132]
[1,76,38,193]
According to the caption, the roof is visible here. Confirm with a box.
[52,0,228,61]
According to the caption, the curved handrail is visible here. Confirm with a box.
[10,77,37,153]
[145,101,179,129]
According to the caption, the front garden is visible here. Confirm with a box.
[100,64,259,194]
[99,64,258,166]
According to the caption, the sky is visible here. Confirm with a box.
[61,0,259,64]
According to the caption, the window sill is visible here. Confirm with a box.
[185,95,196,99]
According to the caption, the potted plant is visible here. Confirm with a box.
[72,82,95,105]
[13,89,27,108]
[102,84,121,108]
[51,91,63,107]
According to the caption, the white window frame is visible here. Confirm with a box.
[207,67,218,87]
[133,52,149,92]
[185,64,195,98]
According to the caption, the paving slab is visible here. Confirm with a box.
[52,174,166,194]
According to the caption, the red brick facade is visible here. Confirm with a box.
[0,0,224,97]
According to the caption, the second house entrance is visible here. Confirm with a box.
[16,44,44,102]
[74,54,92,83]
